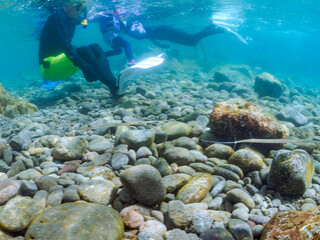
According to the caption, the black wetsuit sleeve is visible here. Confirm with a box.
[55,13,82,66]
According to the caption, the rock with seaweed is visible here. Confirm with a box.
[260,206,320,240]
[0,83,38,118]
[267,149,314,196]
[209,98,289,149]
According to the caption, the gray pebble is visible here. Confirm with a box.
[228,219,253,240]
[210,180,226,198]
[302,189,316,198]
[208,197,223,210]
[252,225,264,239]
[232,208,249,222]
[189,209,213,234]
[20,180,38,197]
[111,153,129,171]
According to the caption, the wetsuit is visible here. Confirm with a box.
[39,9,82,66]
[39,9,117,92]
[126,22,224,47]
[88,11,134,61]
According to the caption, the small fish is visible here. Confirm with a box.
[77,120,168,131]
[200,138,309,145]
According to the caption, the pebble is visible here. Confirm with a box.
[139,220,167,235]
[176,173,213,204]
[120,165,166,206]
[228,219,253,240]
[77,179,117,205]
[0,179,21,205]
[226,189,255,209]
[208,197,223,210]
[111,153,129,171]
[162,173,192,193]
[120,209,144,229]
[189,209,213,234]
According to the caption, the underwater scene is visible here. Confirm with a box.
[0,0,320,239]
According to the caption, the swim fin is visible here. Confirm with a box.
[212,21,248,44]
[115,53,166,95]
[41,80,63,89]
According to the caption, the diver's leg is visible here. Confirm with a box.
[113,36,134,62]
[104,37,123,57]
[88,44,118,93]
[147,25,199,46]
[76,46,100,82]
[194,23,225,41]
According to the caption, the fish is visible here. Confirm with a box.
[77,120,168,131]
[199,138,309,145]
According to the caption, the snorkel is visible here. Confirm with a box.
[80,5,87,28]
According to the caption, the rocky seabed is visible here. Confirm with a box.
[0,62,320,240]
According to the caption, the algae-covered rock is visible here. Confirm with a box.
[176,173,213,204]
[254,72,284,98]
[267,149,314,196]
[162,121,192,140]
[0,83,38,118]
[119,129,155,150]
[228,148,264,174]
[260,206,320,240]
[0,196,44,232]
[162,147,196,166]
[209,99,288,148]
[25,202,124,240]
[77,179,117,205]
[52,137,87,161]
[204,144,235,159]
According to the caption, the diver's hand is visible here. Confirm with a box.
[42,61,50,68]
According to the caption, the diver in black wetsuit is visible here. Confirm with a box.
[125,21,225,48]
[39,0,118,93]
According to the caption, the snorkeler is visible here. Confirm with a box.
[87,8,136,66]
[125,21,225,48]
[38,0,121,94]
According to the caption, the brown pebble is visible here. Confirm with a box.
[247,220,256,228]
[59,165,77,175]
[120,209,144,229]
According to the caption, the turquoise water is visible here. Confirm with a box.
[0,0,319,89]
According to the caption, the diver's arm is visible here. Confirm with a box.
[55,13,83,66]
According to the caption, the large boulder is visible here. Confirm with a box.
[261,206,320,240]
[209,99,288,147]
[254,72,284,98]
[0,83,38,118]
[25,202,124,240]
[267,149,314,196]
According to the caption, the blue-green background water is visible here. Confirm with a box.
[0,0,319,90]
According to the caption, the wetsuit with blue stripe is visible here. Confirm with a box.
[89,12,134,61]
